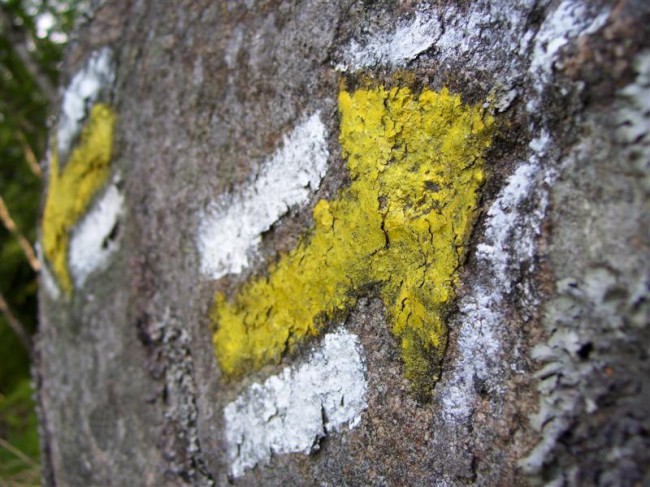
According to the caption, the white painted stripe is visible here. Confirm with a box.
[527,0,609,111]
[337,10,440,71]
[337,0,610,94]
[57,48,115,160]
[224,329,367,478]
[198,112,329,280]
[439,133,554,422]
[69,183,124,289]
[529,1,609,83]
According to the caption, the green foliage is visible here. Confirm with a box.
[0,0,86,483]
[0,0,52,396]
[0,379,40,484]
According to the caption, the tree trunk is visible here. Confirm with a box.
[36,1,649,485]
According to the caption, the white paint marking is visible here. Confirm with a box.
[530,1,609,80]
[224,329,367,478]
[68,182,124,288]
[57,48,114,160]
[440,133,554,421]
[336,3,536,73]
[198,112,329,279]
[337,10,440,71]
[527,0,610,111]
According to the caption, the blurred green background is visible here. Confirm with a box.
[0,0,85,484]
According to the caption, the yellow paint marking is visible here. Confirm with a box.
[42,103,116,296]
[212,86,493,398]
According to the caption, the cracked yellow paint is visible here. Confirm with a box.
[42,103,116,296]
[213,86,493,398]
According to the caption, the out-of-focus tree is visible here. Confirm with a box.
[0,0,84,482]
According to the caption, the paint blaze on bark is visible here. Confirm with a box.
[42,103,116,295]
[213,86,493,398]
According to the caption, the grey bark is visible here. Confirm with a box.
[36,1,649,486]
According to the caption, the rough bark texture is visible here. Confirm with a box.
[36,1,649,486]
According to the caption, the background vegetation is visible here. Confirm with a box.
[0,0,84,484]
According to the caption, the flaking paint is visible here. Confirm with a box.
[224,329,367,477]
[212,86,493,398]
[42,103,116,295]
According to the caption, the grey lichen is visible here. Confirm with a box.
[521,49,650,485]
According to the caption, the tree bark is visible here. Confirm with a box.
[36,1,649,485]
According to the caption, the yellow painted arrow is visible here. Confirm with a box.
[214,85,493,398]
[42,104,116,295]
